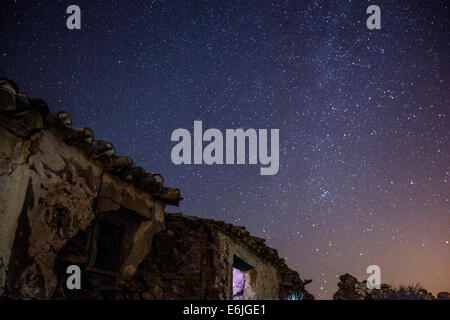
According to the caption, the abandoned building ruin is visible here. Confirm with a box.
[0,78,314,300]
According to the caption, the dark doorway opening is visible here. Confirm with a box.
[89,219,123,274]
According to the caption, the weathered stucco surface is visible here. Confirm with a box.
[225,233,280,299]
[2,128,103,298]
[0,114,169,299]
[0,125,32,296]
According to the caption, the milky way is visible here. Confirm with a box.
[1,0,448,298]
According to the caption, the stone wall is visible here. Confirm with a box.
[134,214,314,300]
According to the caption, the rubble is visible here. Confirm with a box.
[333,273,449,300]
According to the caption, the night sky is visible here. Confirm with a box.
[1,0,449,299]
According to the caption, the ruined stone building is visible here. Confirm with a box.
[0,78,313,300]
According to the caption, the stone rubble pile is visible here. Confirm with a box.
[333,273,450,300]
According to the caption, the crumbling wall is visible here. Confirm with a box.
[135,214,312,300]
[226,234,280,299]
[333,273,450,300]
[135,214,222,299]
[0,116,168,299]
[1,128,103,298]
[0,125,32,296]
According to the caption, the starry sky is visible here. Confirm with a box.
[1,0,449,299]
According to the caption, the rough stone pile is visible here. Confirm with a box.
[333,273,450,300]
[333,273,391,300]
